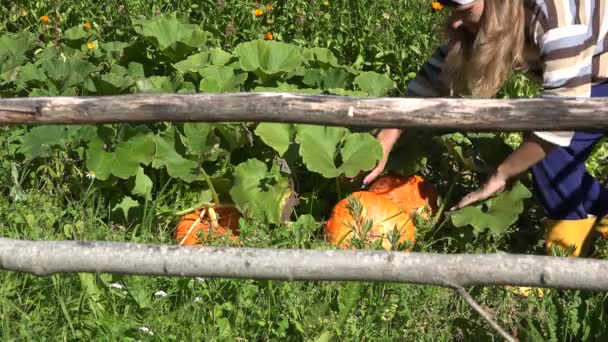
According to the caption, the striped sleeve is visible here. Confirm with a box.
[529,0,596,146]
[404,44,450,97]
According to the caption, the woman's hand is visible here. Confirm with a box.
[363,128,403,186]
[451,171,507,210]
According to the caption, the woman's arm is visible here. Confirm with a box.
[451,134,556,210]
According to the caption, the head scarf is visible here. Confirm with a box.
[437,0,476,6]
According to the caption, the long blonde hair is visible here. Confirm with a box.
[443,0,526,97]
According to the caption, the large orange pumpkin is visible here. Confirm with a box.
[324,191,416,251]
[175,207,241,246]
[368,175,438,219]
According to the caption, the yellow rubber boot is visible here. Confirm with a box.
[595,216,608,239]
[544,217,597,257]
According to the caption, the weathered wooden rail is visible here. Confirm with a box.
[1,92,608,130]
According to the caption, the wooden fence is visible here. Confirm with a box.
[3,92,608,341]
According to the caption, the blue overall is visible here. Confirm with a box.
[531,82,608,220]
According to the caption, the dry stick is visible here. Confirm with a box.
[3,93,608,130]
[3,238,608,292]
[453,286,517,342]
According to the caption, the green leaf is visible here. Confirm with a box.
[173,51,211,74]
[354,72,395,96]
[113,134,155,178]
[229,159,292,224]
[309,47,341,68]
[152,127,199,182]
[451,181,533,238]
[132,167,153,200]
[91,65,134,95]
[85,133,154,181]
[296,125,348,178]
[321,68,353,89]
[19,126,68,160]
[62,26,93,48]
[112,196,140,221]
[181,122,213,157]
[135,74,183,93]
[254,123,293,156]
[173,48,233,74]
[132,13,208,62]
[339,133,383,177]
[199,65,247,93]
[100,41,129,63]
[0,31,36,56]
[253,82,323,94]
[40,57,95,93]
[234,40,303,77]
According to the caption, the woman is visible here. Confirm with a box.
[365,0,608,256]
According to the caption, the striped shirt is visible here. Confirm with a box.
[407,0,608,146]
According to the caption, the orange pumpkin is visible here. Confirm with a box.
[324,191,416,251]
[368,175,438,218]
[175,207,241,246]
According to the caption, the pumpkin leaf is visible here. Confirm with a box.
[354,71,395,96]
[234,39,303,78]
[19,126,68,160]
[181,123,214,157]
[254,123,293,156]
[135,74,183,93]
[450,181,533,238]
[132,13,209,62]
[295,125,382,178]
[152,126,200,182]
[112,196,140,222]
[131,167,153,200]
[339,133,383,178]
[199,65,247,93]
[0,31,36,57]
[229,158,292,225]
[296,125,348,178]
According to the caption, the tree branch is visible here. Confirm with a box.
[1,238,608,292]
[454,286,517,342]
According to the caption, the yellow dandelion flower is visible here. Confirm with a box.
[41,15,50,23]
[255,9,264,17]
[432,2,443,10]
[323,0,329,6]
[83,22,92,30]
[265,31,273,40]
[86,42,96,50]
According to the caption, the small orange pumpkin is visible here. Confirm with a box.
[175,207,241,246]
[324,191,416,251]
[368,175,438,218]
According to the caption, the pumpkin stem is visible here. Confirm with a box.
[179,209,206,245]
[200,166,220,207]
[208,207,219,229]
[174,202,236,216]
[430,172,462,235]
[335,177,342,201]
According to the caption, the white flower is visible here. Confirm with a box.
[194,296,203,303]
[85,171,96,180]
[195,277,205,283]
[108,283,124,290]
[139,327,154,336]
[154,290,168,298]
